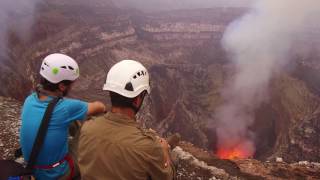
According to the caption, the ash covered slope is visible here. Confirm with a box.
[1,0,320,162]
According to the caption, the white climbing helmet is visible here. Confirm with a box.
[40,53,80,83]
[103,60,150,98]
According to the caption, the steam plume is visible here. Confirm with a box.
[0,0,39,59]
[215,0,320,158]
[114,0,253,12]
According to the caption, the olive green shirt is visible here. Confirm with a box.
[78,112,174,180]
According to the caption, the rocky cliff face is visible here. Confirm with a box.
[1,0,320,165]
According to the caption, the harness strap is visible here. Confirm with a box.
[64,154,75,180]
[33,156,67,169]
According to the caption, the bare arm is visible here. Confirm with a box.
[87,101,106,116]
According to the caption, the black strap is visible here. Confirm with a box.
[26,97,61,170]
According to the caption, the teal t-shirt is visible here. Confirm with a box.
[20,93,88,180]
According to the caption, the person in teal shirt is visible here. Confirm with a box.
[20,53,106,180]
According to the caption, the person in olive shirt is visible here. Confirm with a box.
[78,60,175,180]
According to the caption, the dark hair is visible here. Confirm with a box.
[40,77,73,91]
[109,91,135,108]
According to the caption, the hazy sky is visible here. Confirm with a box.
[114,0,254,11]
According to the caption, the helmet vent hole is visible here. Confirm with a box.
[44,62,49,67]
[133,75,137,79]
[61,66,67,69]
[125,82,134,91]
[41,67,44,70]
[68,66,74,70]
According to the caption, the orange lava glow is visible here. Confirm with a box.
[217,148,248,159]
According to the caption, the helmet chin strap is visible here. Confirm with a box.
[131,92,146,114]
[61,88,69,97]
[59,83,73,97]
[132,104,141,114]
[132,100,143,114]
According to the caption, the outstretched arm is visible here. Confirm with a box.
[87,101,106,116]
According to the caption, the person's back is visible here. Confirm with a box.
[20,53,106,180]
[21,93,88,179]
[78,60,175,180]
[79,112,173,180]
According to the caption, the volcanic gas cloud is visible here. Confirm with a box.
[215,0,320,159]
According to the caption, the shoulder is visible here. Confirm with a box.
[22,93,39,110]
[23,93,37,103]
[131,129,163,153]
[61,97,87,106]
[140,129,159,143]
[57,98,88,121]
[80,115,106,132]
[128,131,166,169]
[60,98,88,111]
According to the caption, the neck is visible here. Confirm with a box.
[38,89,62,100]
[111,106,136,120]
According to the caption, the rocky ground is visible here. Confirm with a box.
[175,142,320,180]
[1,96,320,180]
[0,96,21,160]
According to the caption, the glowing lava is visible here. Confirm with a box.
[217,148,250,160]
[216,139,255,159]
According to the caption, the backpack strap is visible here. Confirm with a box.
[26,97,61,170]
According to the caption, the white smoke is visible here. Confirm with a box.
[215,0,320,157]
[114,0,253,12]
[0,0,40,59]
